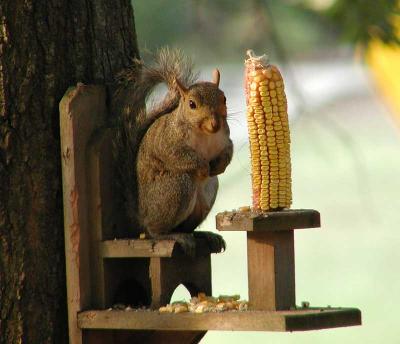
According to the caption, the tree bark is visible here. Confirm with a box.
[0,1,139,343]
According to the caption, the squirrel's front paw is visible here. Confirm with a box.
[193,231,226,253]
[209,154,230,176]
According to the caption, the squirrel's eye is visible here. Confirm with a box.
[189,100,197,109]
[223,96,227,105]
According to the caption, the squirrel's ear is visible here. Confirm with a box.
[174,78,188,97]
[212,69,220,87]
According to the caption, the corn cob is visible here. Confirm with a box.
[244,50,292,211]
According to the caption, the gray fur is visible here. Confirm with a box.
[114,48,233,254]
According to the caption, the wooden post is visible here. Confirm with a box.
[247,231,295,310]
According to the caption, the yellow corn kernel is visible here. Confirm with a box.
[253,75,265,82]
[263,68,272,78]
[250,91,258,97]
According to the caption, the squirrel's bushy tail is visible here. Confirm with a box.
[113,48,198,233]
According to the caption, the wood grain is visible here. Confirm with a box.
[100,239,178,258]
[247,231,295,311]
[100,237,217,259]
[149,255,212,309]
[60,84,107,344]
[87,129,114,309]
[78,308,361,332]
[216,209,321,232]
[83,330,206,344]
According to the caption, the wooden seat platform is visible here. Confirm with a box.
[100,238,217,259]
[78,307,361,332]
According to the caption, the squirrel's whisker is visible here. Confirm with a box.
[227,118,242,126]
[227,108,244,112]
[227,112,244,121]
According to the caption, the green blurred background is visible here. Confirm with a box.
[133,1,400,342]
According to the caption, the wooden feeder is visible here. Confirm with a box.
[60,84,361,344]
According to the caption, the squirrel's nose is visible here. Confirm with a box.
[209,117,221,133]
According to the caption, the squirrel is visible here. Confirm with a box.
[113,48,233,256]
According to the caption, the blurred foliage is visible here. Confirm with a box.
[132,0,400,63]
[133,0,336,62]
[325,0,400,46]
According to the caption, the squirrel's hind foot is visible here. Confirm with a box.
[193,231,226,253]
[150,232,226,257]
[152,233,197,258]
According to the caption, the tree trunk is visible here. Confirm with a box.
[0,1,139,343]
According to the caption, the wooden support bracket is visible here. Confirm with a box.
[150,255,211,309]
